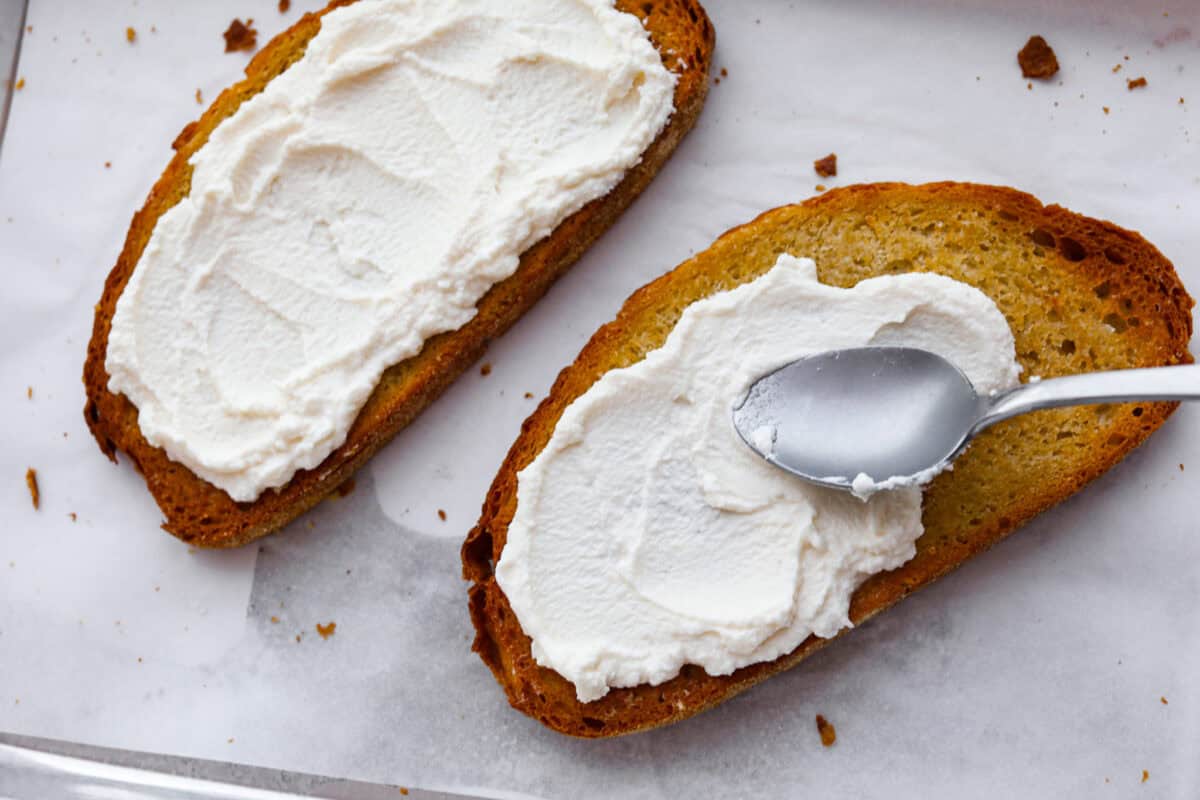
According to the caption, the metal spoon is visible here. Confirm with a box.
[732,346,1200,494]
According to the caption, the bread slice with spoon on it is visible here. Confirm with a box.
[83,0,714,548]
[462,181,1194,738]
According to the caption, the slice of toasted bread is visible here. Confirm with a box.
[462,182,1194,738]
[82,0,714,548]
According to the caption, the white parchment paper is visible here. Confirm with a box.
[2,1,1198,797]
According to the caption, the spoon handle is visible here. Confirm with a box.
[976,364,1200,431]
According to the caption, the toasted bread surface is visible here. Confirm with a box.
[83,0,714,547]
[461,182,1194,738]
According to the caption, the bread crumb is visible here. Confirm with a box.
[1142,769,1149,783]
[15,77,25,91]
[814,184,827,192]
[1103,106,1110,114]
[26,386,31,399]
[1112,64,1122,73]
[278,0,291,11]
[399,789,409,796]
[195,88,203,104]
[126,27,136,43]
[813,153,837,178]
[1018,35,1059,79]
[105,161,112,169]
[1127,76,1148,90]
[223,19,257,53]
[480,362,492,376]
[25,468,39,510]
[1179,463,1185,471]
[335,477,356,497]
[524,391,534,399]
[815,714,836,746]
[228,737,234,744]
[270,616,280,624]
[68,512,77,522]
[1161,695,1168,704]
[437,509,447,521]
[316,621,336,639]
[720,67,727,77]
[137,657,142,663]
[1180,97,1186,105]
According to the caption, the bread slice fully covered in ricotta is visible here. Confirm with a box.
[83,0,714,547]
[461,182,1194,737]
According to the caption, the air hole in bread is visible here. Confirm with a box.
[1103,247,1127,265]
[1093,281,1112,299]
[1103,313,1128,333]
[1030,228,1056,247]
[1059,339,1076,355]
[997,209,1018,222]
[1132,407,1144,417]
[1107,433,1126,446]
[582,717,606,730]
[1058,237,1087,261]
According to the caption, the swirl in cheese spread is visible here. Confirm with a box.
[106,0,675,501]
[496,256,1021,702]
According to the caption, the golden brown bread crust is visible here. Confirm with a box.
[82,0,714,547]
[461,182,1195,738]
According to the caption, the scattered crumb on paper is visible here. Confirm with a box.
[223,19,257,53]
[1127,76,1147,90]
[815,714,836,747]
[813,153,837,178]
[25,468,39,510]
[316,621,337,640]
[1018,35,1059,79]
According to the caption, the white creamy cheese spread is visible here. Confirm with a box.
[496,255,1021,702]
[106,0,675,501]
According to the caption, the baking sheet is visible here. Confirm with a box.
[2,0,1198,797]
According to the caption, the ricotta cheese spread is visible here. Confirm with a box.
[106,0,675,501]
[496,255,1021,702]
